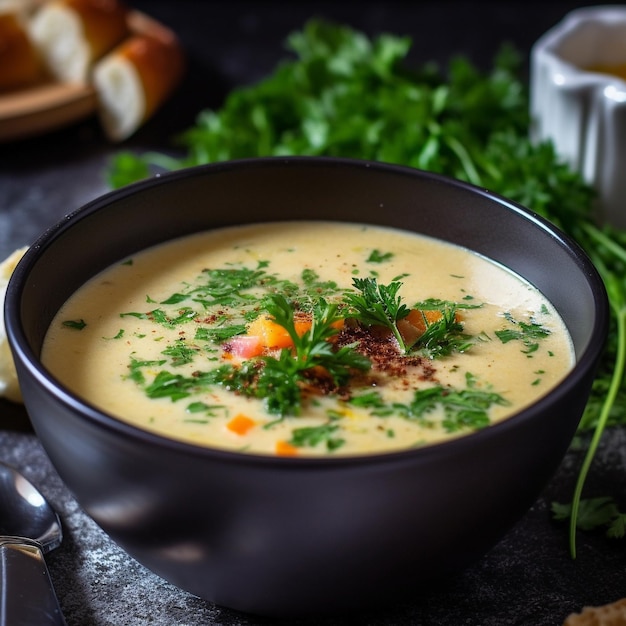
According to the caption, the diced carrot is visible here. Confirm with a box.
[398,309,429,345]
[410,309,442,332]
[293,315,313,338]
[226,312,341,360]
[246,313,315,350]
[275,440,299,456]
[247,315,294,350]
[226,414,257,435]
[398,308,462,346]
[329,318,345,333]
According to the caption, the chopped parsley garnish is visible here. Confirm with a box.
[289,421,346,451]
[120,265,497,422]
[394,373,509,433]
[344,277,410,351]
[414,297,482,311]
[185,401,226,417]
[347,374,507,433]
[412,307,474,359]
[495,311,551,354]
[161,340,199,366]
[159,293,188,305]
[144,371,195,402]
[366,249,394,263]
[215,294,371,416]
[344,278,475,357]
[126,357,166,385]
[195,325,247,342]
[300,268,339,298]
[121,307,200,328]
[62,319,87,330]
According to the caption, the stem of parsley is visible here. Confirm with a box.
[345,277,410,352]
[568,233,626,557]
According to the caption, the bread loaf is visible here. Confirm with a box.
[29,0,129,83]
[563,598,626,625]
[0,8,44,91]
[93,28,184,141]
[1,1,184,141]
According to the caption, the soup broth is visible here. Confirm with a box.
[42,221,574,456]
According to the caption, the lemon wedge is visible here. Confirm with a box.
[0,247,28,403]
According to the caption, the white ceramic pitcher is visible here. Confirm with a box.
[531,6,626,228]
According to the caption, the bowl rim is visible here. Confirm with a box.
[5,156,610,467]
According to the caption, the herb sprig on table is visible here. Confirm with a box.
[106,19,626,555]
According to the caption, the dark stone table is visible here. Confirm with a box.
[2,2,625,624]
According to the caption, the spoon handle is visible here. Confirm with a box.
[0,537,67,626]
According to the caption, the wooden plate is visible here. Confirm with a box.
[0,81,97,142]
[0,10,173,142]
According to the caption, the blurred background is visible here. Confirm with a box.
[2,1,614,252]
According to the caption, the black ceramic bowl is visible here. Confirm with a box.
[5,157,609,616]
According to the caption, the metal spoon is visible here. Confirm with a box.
[0,461,66,626]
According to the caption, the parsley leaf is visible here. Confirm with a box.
[394,374,509,433]
[62,319,87,330]
[344,277,410,351]
[495,312,551,354]
[413,306,474,358]
[289,421,345,452]
[414,297,482,311]
[269,295,365,373]
[366,249,394,263]
[204,295,371,417]
[552,497,626,539]
[161,340,199,366]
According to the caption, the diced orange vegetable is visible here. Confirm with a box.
[410,309,443,333]
[246,313,315,350]
[398,309,462,346]
[225,312,342,360]
[275,440,299,456]
[293,316,313,338]
[329,318,345,334]
[226,414,256,435]
[227,335,264,358]
[247,315,295,349]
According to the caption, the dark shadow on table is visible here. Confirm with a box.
[1,399,32,433]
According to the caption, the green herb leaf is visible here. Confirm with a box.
[413,306,474,358]
[62,319,87,330]
[495,312,551,354]
[161,340,199,366]
[366,249,393,263]
[552,497,626,539]
[394,374,509,433]
[195,324,247,343]
[289,422,345,451]
[344,277,410,351]
[414,297,482,311]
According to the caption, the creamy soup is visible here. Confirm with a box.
[42,221,574,456]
